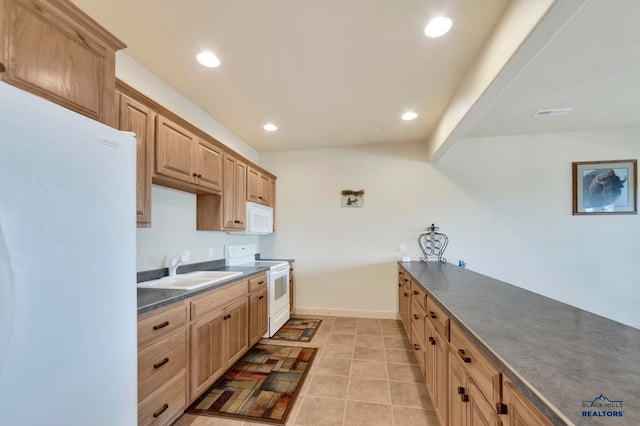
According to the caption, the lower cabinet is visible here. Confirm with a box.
[248,272,268,346]
[502,380,552,426]
[189,284,249,400]
[398,265,552,426]
[137,302,188,426]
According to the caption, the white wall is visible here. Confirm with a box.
[137,186,256,271]
[260,129,640,326]
[115,53,261,271]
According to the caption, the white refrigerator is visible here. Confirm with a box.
[0,82,138,425]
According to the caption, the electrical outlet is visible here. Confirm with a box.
[183,250,191,262]
[208,248,214,259]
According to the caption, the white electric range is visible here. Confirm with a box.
[225,244,290,337]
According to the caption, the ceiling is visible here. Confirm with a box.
[72,0,640,154]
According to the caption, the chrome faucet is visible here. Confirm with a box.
[167,255,185,277]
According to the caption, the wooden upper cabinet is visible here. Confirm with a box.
[155,114,222,194]
[194,139,222,192]
[117,91,155,227]
[0,0,125,126]
[246,165,275,207]
[222,153,246,230]
[247,166,262,204]
[156,115,197,184]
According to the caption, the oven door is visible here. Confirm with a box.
[268,264,290,316]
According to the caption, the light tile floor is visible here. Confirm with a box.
[174,315,439,426]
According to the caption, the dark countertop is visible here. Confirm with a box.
[400,261,639,426]
[137,265,270,315]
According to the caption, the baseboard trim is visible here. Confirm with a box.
[293,306,400,320]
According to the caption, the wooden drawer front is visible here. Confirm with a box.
[138,329,187,401]
[138,303,187,348]
[138,371,186,426]
[249,273,268,293]
[411,280,426,312]
[450,323,502,406]
[190,279,248,320]
[411,297,426,342]
[426,297,450,340]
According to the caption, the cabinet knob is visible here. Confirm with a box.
[496,403,508,415]
[258,196,263,199]
[404,292,409,297]
[413,344,420,351]
[429,311,437,319]
[457,386,465,395]
[413,290,418,295]
[153,357,169,369]
[398,283,402,288]
[429,336,436,345]
[413,314,419,320]
[460,394,469,402]
[197,174,202,178]
[153,403,169,418]
[458,349,472,363]
[192,172,197,177]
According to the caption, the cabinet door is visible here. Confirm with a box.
[190,308,225,399]
[118,92,154,227]
[502,381,551,426]
[235,159,247,226]
[433,328,449,426]
[259,173,270,205]
[449,353,469,426]
[248,288,268,346]
[156,115,196,184]
[468,382,501,426]
[1,0,122,126]
[247,166,261,203]
[224,297,249,367]
[195,139,222,192]
[222,154,246,229]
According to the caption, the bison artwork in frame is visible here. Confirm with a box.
[572,159,637,215]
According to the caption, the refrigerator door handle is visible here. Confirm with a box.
[0,222,15,380]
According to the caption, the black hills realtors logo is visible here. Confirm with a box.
[582,394,624,418]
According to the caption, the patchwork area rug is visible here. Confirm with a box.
[270,318,323,342]
[186,344,317,424]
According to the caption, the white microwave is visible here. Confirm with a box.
[244,202,273,234]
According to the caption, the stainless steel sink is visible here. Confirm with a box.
[137,270,243,290]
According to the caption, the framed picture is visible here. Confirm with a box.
[572,159,637,215]
[341,189,364,207]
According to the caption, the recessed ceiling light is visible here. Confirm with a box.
[424,17,452,38]
[196,51,220,68]
[263,123,278,132]
[402,111,418,121]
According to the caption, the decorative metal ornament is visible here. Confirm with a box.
[418,223,449,263]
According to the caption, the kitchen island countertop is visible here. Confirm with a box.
[401,261,640,426]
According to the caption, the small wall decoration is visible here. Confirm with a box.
[341,189,364,207]
[572,159,637,215]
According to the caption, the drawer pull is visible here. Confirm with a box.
[428,336,435,345]
[458,349,471,363]
[192,172,197,178]
[413,290,419,295]
[457,386,465,394]
[398,283,402,288]
[258,281,265,285]
[496,403,508,415]
[428,311,437,319]
[413,314,419,320]
[153,357,169,369]
[153,321,169,331]
[223,314,229,320]
[404,278,409,282]
[460,394,469,402]
[153,403,169,418]
[413,344,420,351]
[404,292,409,297]
[258,295,264,300]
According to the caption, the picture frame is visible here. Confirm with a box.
[341,189,364,207]
[572,159,637,215]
